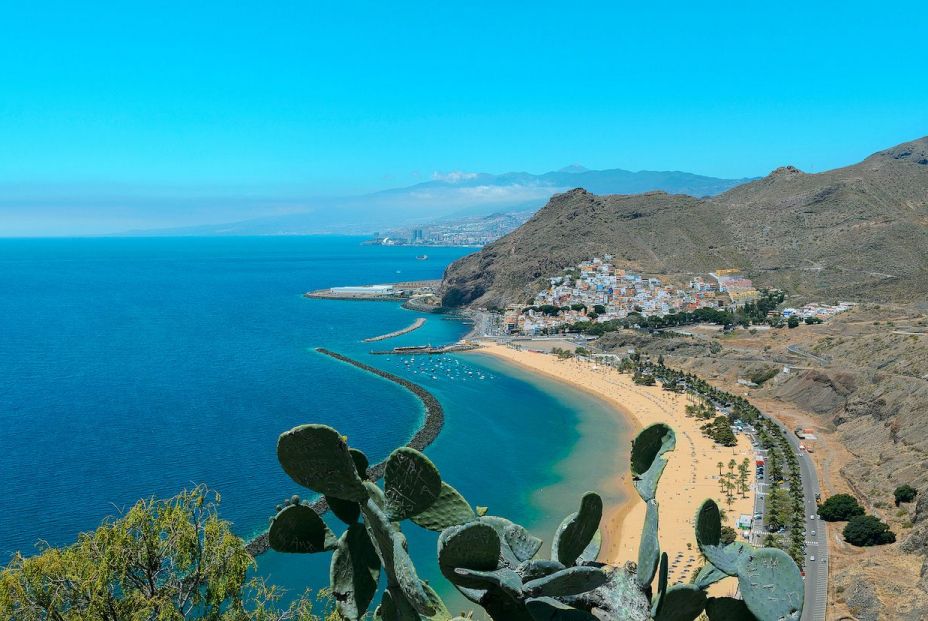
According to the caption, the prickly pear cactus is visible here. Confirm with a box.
[270,422,803,621]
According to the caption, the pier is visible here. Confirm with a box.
[369,342,478,355]
[362,317,426,342]
[245,348,444,556]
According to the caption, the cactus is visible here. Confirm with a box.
[270,422,803,621]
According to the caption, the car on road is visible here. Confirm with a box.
[811,530,816,536]
[810,555,815,561]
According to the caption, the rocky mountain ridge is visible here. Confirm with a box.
[440,137,928,308]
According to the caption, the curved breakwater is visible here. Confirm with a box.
[245,347,444,555]
[362,317,426,342]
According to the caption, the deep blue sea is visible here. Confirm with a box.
[0,236,627,605]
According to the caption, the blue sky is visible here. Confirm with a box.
[1,1,926,234]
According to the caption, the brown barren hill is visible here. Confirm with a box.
[440,136,928,308]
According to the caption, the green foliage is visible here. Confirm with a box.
[764,488,791,532]
[787,316,800,328]
[719,526,737,545]
[818,494,865,522]
[843,515,897,546]
[894,484,918,506]
[0,486,333,621]
[746,367,778,386]
[267,416,801,621]
[700,416,737,447]
[633,371,656,385]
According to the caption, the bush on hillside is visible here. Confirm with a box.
[894,484,918,506]
[0,487,331,621]
[818,493,865,521]
[843,514,897,547]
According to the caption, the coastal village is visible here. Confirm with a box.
[503,256,852,335]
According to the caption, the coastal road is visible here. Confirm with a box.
[767,418,828,621]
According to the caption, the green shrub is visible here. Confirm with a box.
[894,484,918,506]
[843,514,896,546]
[818,494,865,521]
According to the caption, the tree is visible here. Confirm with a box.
[894,484,918,506]
[787,316,800,329]
[717,461,724,476]
[738,458,750,498]
[843,514,897,547]
[720,526,738,545]
[765,487,791,531]
[818,493,865,522]
[0,487,332,621]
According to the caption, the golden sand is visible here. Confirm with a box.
[478,344,755,593]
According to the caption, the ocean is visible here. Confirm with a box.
[0,236,628,605]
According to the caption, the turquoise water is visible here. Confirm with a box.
[0,236,627,605]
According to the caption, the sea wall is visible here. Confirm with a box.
[245,347,444,556]
[362,317,426,342]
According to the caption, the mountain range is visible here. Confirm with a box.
[440,137,928,307]
[129,167,752,236]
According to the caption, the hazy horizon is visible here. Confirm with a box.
[2,1,926,235]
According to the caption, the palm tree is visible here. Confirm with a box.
[717,461,724,476]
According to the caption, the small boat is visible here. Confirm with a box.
[416,255,429,260]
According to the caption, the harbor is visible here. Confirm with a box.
[304,279,440,301]
[369,342,478,355]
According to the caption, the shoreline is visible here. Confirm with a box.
[473,343,755,592]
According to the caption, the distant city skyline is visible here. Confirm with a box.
[2,1,926,235]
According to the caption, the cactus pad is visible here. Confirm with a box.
[631,424,675,502]
[438,522,502,588]
[384,447,442,521]
[693,562,728,589]
[636,499,660,587]
[737,548,803,621]
[517,559,566,582]
[705,597,757,620]
[349,447,370,478]
[653,584,707,621]
[330,524,380,620]
[277,424,368,501]
[523,566,611,598]
[326,495,361,524]
[410,482,476,531]
[694,499,752,575]
[479,516,543,564]
[268,503,337,553]
[552,492,603,566]
[524,597,598,620]
[453,567,523,599]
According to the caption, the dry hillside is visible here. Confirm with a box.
[592,307,928,620]
[441,137,928,308]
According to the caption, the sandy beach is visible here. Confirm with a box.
[477,343,755,593]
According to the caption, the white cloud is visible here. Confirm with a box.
[431,170,479,183]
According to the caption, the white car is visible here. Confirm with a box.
[810,555,815,561]
[811,530,816,536]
